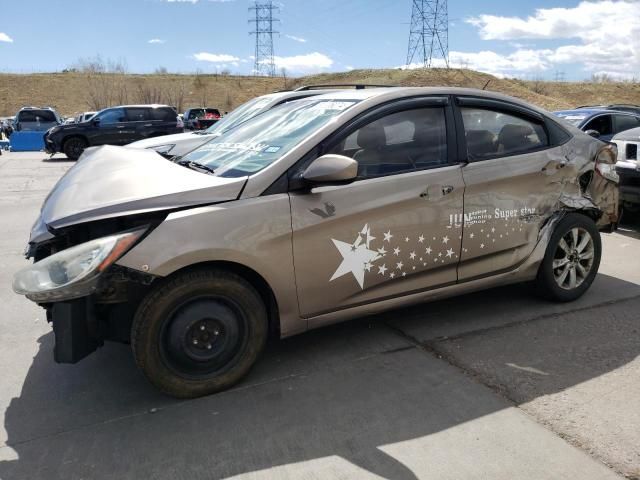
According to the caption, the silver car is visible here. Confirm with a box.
[127,87,345,158]
[14,87,619,398]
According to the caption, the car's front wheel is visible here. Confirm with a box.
[131,268,268,398]
[63,137,88,160]
[536,213,601,302]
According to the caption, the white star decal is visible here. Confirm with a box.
[330,225,383,289]
[378,264,388,275]
[442,236,449,244]
[402,272,407,277]
[418,235,425,243]
[378,247,387,256]
[491,227,496,233]
[405,237,410,243]
[470,233,475,239]
[446,248,454,258]
[393,247,401,256]
[396,261,404,270]
[425,247,433,255]
[480,243,485,249]
[409,251,416,260]
[383,231,393,243]
[390,272,396,279]
[438,252,443,257]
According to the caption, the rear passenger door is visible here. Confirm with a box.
[124,107,152,144]
[455,98,568,280]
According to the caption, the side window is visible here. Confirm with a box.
[461,107,548,160]
[329,108,448,178]
[583,115,612,136]
[614,115,640,134]
[126,108,150,122]
[150,108,175,121]
[96,108,126,124]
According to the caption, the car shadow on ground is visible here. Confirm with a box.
[40,154,74,163]
[1,273,639,480]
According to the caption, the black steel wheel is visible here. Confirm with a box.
[132,268,268,398]
[63,137,88,160]
[536,213,601,302]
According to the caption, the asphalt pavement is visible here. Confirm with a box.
[0,151,638,480]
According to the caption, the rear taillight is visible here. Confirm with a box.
[595,144,619,183]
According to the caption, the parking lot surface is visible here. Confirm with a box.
[0,151,638,480]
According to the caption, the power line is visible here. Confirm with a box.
[406,0,449,68]
[249,1,279,77]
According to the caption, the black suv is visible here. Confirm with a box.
[44,105,183,160]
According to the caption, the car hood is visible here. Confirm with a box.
[127,131,215,149]
[613,127,640,141]
[38,145,247,231]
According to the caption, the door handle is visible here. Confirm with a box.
[420,185,454,200]
[144,124,153,127]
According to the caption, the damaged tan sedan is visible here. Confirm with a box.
[13,87,619,398]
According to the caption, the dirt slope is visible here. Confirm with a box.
[1,68,639,117]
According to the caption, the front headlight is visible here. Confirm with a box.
[148,144,176,155]
[48,126,62,135]
[13,229,145,301]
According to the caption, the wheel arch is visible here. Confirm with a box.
[159,260,281,337]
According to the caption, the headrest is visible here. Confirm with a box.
[357,122,386,150]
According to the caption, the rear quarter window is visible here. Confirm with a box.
[151,108,177,121]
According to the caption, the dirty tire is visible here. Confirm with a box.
[63,137,87,160]
[131,268,268,398]
[536,213,601,302]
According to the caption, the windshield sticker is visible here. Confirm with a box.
[264,146,282,153]
[559,115,585,121]
[200,142,269,153]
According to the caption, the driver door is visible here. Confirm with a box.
[290,102,465,318]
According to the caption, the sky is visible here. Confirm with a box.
[0,0,638,81]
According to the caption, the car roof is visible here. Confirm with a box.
[303,86,555,114]
[107,104,172,109]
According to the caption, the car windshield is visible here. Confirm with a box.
[554,112,587,126]
[181,98,360,177]
[205,96,274,135]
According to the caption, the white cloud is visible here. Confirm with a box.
[193,52,240,63]
[0,33,13,43]
[284,34,307,43]
[464,0,640,77]
[269,52,333,73]
[148,38,165,44]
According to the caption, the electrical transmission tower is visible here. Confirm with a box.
[406,0,449,68]
[249,1,279,77]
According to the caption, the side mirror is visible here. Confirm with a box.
[302,154,358,186]
[92,117,100,125]
[585,129,600,139]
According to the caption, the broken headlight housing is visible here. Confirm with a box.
[13,229,145,302]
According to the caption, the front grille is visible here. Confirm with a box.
[626,143,638,161]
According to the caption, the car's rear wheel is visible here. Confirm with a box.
[131,268,268,398]
[536,213,601,302]
[63,137,88,160]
